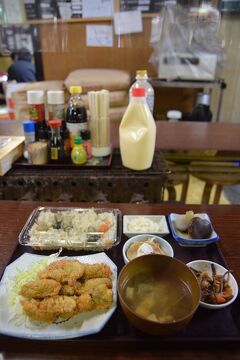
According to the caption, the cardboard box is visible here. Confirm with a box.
[0,136,24,176]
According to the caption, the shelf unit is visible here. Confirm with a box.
[150,78,227,122]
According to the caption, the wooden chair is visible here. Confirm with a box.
[163,169,190,203]
[195,173,240,204]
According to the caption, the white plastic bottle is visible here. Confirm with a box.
[47,90,65,122]
[167,110,182,122]
[120,87,156,171]
[129,70,154,113]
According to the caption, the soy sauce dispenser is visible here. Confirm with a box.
[190,92,212,122]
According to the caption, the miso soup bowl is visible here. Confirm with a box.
[118,254,201,336]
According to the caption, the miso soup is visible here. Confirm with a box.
[124,271,194,323]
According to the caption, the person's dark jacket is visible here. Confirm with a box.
[8,51,36,83]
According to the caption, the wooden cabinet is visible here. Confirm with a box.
[37,15,156,81]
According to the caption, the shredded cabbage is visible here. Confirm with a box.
[7,253,60,328]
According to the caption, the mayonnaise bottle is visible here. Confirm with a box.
[119,87,156,170]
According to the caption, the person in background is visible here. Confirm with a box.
[7,48,36,83]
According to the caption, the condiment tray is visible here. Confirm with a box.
[123,215,169,238]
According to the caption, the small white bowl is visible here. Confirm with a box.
[122,234,174,264]
[187,260,238,309]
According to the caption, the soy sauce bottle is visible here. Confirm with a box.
[60,120,71,162]
[66,86,87,148]
[48,120,64,163]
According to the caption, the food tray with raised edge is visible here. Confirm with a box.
[123,215,169,238]
[1,234,240,346]
[18,206,122,251]
[168,213,219,247]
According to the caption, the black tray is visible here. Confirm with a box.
[13,153,112,169]
[0,231,240,348]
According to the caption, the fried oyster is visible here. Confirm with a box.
[19,259,113,323]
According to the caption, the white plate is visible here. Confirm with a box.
[0,252,117,340]
[123,215,169,238]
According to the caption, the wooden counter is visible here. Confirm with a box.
[0,201,239,359]
[1,120,240,204]
[1,120,240,151]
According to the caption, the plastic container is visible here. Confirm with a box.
[120,87,156,170]
[22,120,35,161]
[27,90,48,142]
[81,129,92,159]
[28,142,48,165]
[27,90,45,122]
[71,135,87,165]
[22,120,35,144]
[129,70,154,113]
[66,86,88,148]
[167,110,182,122]
[47,90,65,122]
[190,92,212,122]
[18,206,122,251]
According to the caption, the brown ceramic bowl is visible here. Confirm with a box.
[118,254,200,336]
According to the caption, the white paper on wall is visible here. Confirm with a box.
[3,0,25,23]
[86,25,113,47]
[82,0,113,18]
[113,10,143,35]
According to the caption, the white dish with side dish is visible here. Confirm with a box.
[168,213,219,247]
[123,215,169,238]
[187,260,238,309]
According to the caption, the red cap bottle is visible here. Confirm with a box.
[132,88,145,97]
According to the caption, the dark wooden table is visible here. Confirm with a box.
[0,200,239,360]
[1,120,240,151]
